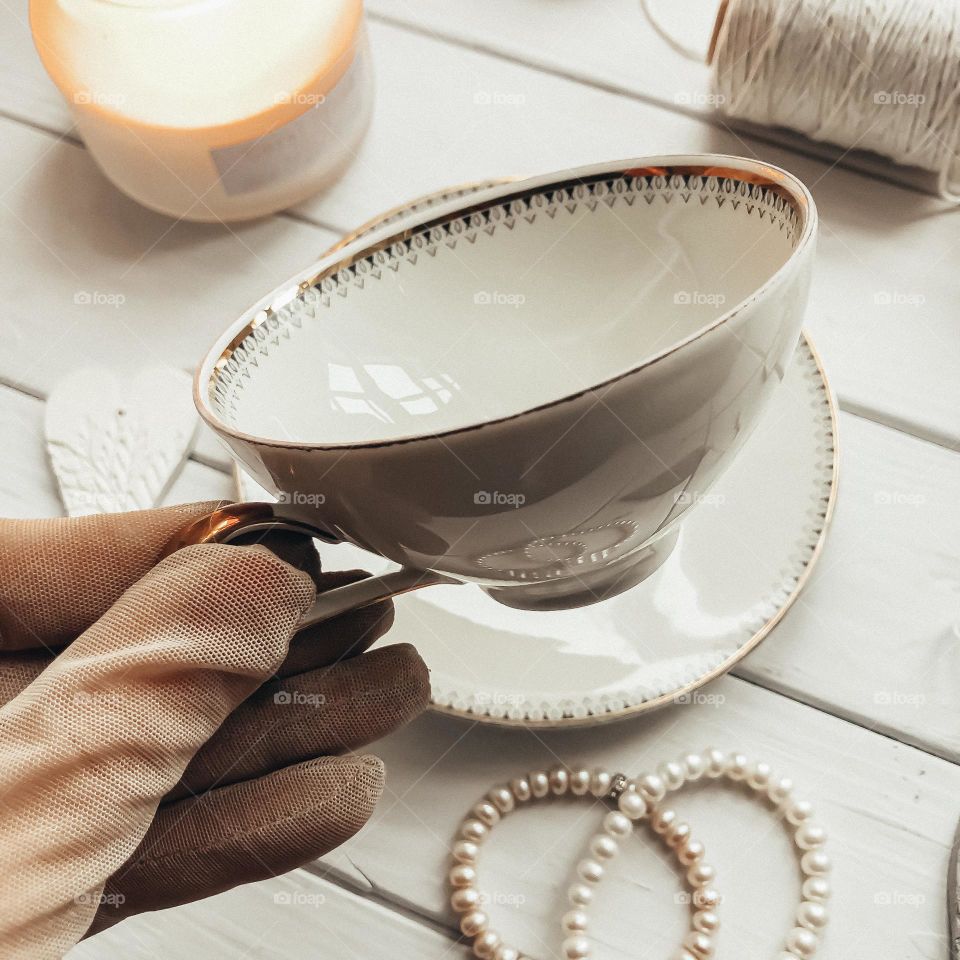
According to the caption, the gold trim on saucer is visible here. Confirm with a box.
[427,329,839,728]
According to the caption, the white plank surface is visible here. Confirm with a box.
[290,678,959,959]
[0,1,958,957]
[734,414,960,763]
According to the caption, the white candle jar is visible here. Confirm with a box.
[30,0,373,221]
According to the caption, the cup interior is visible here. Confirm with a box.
[205,162,808,446]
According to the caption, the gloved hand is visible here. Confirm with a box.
[0,501,429,958]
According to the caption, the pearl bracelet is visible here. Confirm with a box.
[447,750,829,960]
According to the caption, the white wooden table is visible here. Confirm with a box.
[1,2,958,957]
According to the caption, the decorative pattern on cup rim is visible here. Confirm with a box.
[200,159,814,452]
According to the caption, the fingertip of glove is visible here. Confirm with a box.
[366,642,431,714]
[276,753,385,840]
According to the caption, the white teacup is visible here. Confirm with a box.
[175,155,817,625]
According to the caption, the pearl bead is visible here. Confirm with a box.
[562,935,591,959]
[726,753,749,781]
[577,858,604,884]
[693,910,719,934]
[602,811,632,839]
[561,909,588,933]
[679,839,705,865]
[694,888,721,910]
[488,786,515,814]
[683,753,706,781]
[687,862,715,887]
[659,760,686,791]
[666,821,691,848]
[802,876,831,902]
[785,926,818,958]
[795,823,827,849]
[797,900,829,930]
[509,777,531,802]
[746,762,772,791]
[652,807,677,834]
[461,819,488,843]
[550,767,570,795]
[590,834,619,860]
[786,798,814,826]
[529,770,549,799]
[589,769,612,797]
[570,767,591,796]
[618,789,648,820]
[473,931,501,958]
[768,776,794,805]
[493,947,519,960]
[472,801,500,827]
[683,931,714,957]
[449,864,477,887]
[450,887,480,912]
[460,910,488,937]
[568,882,593,907]
[704,747,726,778]
[636,773,666,802]
[801,850,831,875]
[453,841,479,864]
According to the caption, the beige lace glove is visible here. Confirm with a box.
[0,502,429,958]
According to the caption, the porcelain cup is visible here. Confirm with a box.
[175,155,817,625]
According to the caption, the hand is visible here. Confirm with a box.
[0,502,429,957]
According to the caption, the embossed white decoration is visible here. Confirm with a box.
[45,366,198,516]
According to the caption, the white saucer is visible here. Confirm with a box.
[236,331,837,728]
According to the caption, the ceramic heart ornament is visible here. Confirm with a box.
[45,366,198,516]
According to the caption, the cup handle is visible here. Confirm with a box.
[162,501,459,629]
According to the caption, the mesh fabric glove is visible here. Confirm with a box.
[0,502,429,958]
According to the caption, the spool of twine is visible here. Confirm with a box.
[642,0,960,200]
